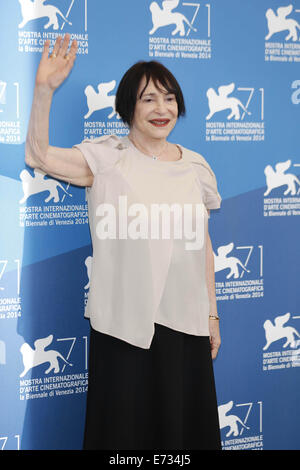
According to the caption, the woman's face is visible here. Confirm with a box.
[130,75,178,140]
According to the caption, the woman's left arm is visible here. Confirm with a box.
[205,211,221,359]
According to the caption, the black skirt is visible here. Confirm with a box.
[83,323,221,450]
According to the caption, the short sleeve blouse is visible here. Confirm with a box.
[74,134,221,349]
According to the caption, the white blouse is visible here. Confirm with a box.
[74,134,221,349]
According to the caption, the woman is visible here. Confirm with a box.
[26,34,222,450]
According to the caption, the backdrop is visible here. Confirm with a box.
[0,0,299,451]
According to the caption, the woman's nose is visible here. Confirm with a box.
[155,99,167,113]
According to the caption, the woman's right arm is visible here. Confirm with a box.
[25,34,93,187]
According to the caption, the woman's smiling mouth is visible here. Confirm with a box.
[149,119,170,127]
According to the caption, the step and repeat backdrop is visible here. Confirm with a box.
[0,0,299,450]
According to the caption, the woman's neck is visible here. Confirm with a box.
[128,129,167,158]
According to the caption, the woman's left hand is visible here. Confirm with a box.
[209,318,221,360]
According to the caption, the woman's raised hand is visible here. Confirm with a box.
[36,33,78,91]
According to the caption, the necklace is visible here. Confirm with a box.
[128,135,168,161]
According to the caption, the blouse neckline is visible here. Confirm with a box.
[122,136,186,166]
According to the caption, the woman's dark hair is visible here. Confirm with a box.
[115,61,186,126]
